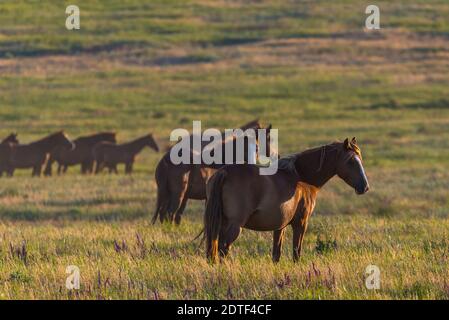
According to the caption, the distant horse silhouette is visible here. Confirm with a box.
[3,131,74,177]
[204,138,369,263]
[44,132,117,176]
[93,134,159,174]
[152,119,274,225]
[0,133,19,177]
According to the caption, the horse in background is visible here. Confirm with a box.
[152,119,274,225]
[44,132,117,176]
[204,138,369,263]
[2,131,74,177]
[93,133,159,174]
[0,133,19,177]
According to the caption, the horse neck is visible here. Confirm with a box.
[295,145,338,188]
[125,137,149,154]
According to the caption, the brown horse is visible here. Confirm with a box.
[152,120,274,225]
[2,131,74,177]
[93,133,159,174]
[204,138,369,263]
[44,132,117,176]
[0,133,19,177]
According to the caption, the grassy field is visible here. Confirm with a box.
[0,0,448,299]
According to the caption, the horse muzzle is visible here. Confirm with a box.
[355,183,369,195]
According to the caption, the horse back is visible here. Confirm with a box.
[8,144,48,168]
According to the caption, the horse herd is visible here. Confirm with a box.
[0,119,370,263]
[0,131,159,177]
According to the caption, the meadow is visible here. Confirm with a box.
[0,0,448,299]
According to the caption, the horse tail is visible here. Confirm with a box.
[204,169,227,263]
[151,157,169,224]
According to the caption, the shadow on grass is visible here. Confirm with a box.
[0,207,148,221]
[353,99,449,111]
[0,40,150,58]
[42,197,146,207]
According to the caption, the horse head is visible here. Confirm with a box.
[336,137,369,195]
[146,134,160,152]
[56,131,75,151]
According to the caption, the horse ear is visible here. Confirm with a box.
[351,137,357,145]
[344,138,350,149]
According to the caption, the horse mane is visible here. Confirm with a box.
[239,119,261,131]
[276,154,299,175]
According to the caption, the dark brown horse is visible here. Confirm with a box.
[152,120,274,225]
[44,132,117,176]
[93,133,159,174]
[0,133,19,177]
[1,131,74,177]
[204,138,369,263]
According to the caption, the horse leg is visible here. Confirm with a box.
[174,196,188,225]
[272,228,286,263]
[57,163,62,175]
[218,223,242,259]
[95,162,103,174]
[166,191,185,223]
[63,165,68,174]
[44,160,52,176]
[125,162,133,175]
[32,165,42,177]
[166,174,189,223]
[86,160,94,174]
[292,220,309,262]
[113,165,119,174]
[81,162,87,174]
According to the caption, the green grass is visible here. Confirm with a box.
[0,0,448,299]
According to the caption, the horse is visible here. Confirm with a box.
[2,131,74,177]
[0,133,19,177]
[204,138,369,263]
[152,120,274,225]
[44,132,117,176]
[93,133,159,174]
